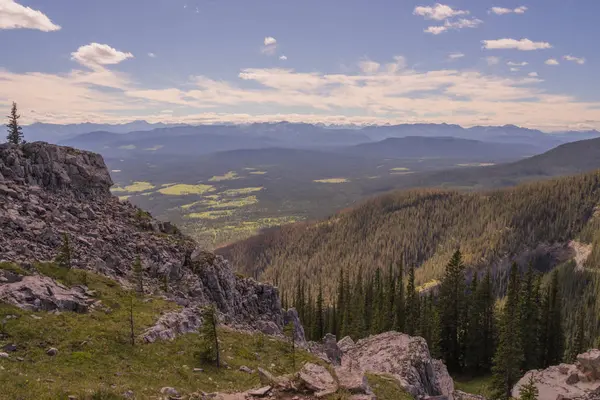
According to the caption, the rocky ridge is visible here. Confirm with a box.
[0,142,291,337]
[512,349,600,400]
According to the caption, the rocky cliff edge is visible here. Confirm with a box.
[0,142,295,339]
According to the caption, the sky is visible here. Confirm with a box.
[0,0,599,131]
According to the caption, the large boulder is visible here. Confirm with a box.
[512,349,600,400]
[297,362,337,397]
[0,275,90,312]
[335,331,454,399]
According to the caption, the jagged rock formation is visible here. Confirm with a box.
[0,142,287,336]
[512,349,600,400]
[335,331,454,399]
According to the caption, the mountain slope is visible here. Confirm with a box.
[361,136,600,193]
[218,171,600,297]
[339,136,537,160]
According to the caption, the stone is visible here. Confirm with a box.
[337,336,355,352]
[160,387,179,396]
[453,390,486,400]
[0,275,89,313]
[297,362,337,396]
[239,365,254,374]
[246,386,272,397]
[322,333,342,365]
[2,343,17,352]
[567,373,580,385]
[193,368,204,373]
[123,390,134,398]
[0,352,9,359]
[335,331,453,399]
[46,347,58,356]
[258,367,277,385]
[512,350,600,400]
[578,349,600,379]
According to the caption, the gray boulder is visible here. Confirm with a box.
[512,349,600,400]
[0,275,90,312]
[335,331,454,399]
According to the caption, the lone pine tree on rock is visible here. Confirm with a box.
[55,233,73,269]
[198,304,220,367]
[6,102,25,145]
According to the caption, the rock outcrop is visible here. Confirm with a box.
[335,331,454,399]
[0,142,287,337]
[512,349,600,400]
[0,274,91,312]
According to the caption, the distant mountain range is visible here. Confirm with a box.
[22,121,599,157]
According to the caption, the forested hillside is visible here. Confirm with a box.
[220,170,600,297]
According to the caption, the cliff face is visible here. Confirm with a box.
[0,142,289,338]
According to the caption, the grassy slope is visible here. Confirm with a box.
[0,265,319,400]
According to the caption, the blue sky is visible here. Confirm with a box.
[0,0,599,131]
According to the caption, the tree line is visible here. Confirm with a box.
[288,250,593,400]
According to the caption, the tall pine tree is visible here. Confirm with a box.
[541,270,564,367]
[6,102,24,145]
[519,264,540,370]
[405,264,419,335]
[491,262,523,400]
[394,261,406,332]
[438,249,466,372]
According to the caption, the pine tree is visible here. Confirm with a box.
[336,269,346,337]
[315,284,324,340]
[128,293,136,346]
[372,268,384,334]
[364,273,374,333]
[6,102,24,145]
[405,264,418,335]
[385,262,396,331]
[541,270,564,367]
[519,264,540,370]
[284,321,296,369]
[438,249,467,372]
[350,270,366,338]
[132,254,144,295]
[568,307,585,362]
[491,262,523,400]
[55,233,73,269]
[394,261,405,332]
[478,268,496,372]
[519,375,539,400]
[464,273,481,373]
[198,304,220,367]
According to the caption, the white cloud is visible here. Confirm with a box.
[0,0,60,31]
[3,54,600,131]
[261,37,278,55]
[71,43,134,70]
[148,52,156,58]
[489,6,528,15]
[507,61,528,66]
[528,72,538,77]
[358,60,381,74]
[448,52,465,60]
[279,55,288,61]
[482,38,552,51]
[486,56,500,66]
[514,6,528,14]
[413,3,468,20]
[563,55,585,65]
[545,58,559,65]
[425,18,482,34]
[385,56,407,73]
[510,67,519,72]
